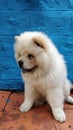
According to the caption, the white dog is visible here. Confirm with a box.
[14,32,73,122]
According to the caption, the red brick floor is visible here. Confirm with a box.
[0,91,73,130]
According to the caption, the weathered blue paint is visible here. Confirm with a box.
[0,0,73,91]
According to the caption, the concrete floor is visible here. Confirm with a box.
[0,91,73,130]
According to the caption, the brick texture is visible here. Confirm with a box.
[0,0,73,90]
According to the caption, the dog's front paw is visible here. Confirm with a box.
[55,111,66,122]
[53,108,66,122]
[19,102,31,112]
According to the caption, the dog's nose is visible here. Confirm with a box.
[18,60,23,68]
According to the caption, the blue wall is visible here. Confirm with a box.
[0,0,73,91]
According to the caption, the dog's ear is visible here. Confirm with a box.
[14,36,19,41]
[32,36,45,49]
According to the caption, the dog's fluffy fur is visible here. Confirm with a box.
[14,32,73,122]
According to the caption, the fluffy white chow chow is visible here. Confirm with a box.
[14,32,73,122]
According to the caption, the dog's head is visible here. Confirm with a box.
[14,32,51,76]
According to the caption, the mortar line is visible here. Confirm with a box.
[2,92,12,112]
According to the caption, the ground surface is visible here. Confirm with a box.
[0,91,73,130]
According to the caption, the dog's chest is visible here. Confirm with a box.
[36,86,46,97]
[35,81,47,96]
[33,75,56,96]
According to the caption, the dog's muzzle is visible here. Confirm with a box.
[18,60,37,74]
[22,66,37,74]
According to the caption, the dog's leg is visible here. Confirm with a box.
[65,80,73,104]
[46,88,66,122]
[19,85,38,112]
[65,96,73,104]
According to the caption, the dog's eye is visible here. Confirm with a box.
[28,54,34,59]
[18,53,21,58]
[16,53,21,58]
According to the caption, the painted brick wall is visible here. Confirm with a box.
[0,0,73,91]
